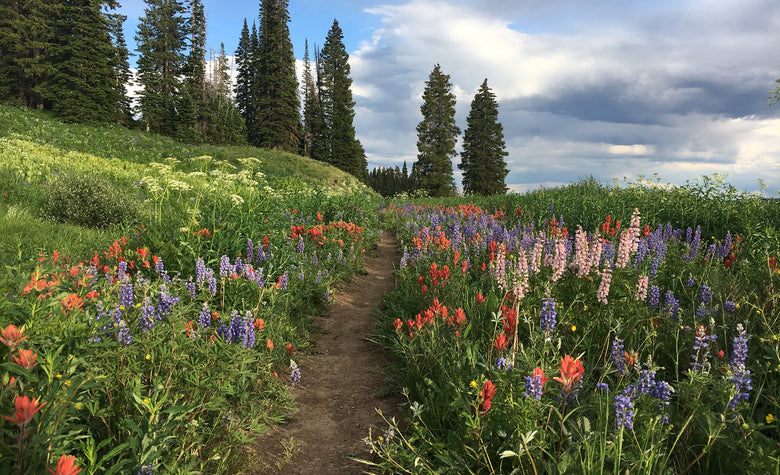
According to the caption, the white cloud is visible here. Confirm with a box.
[349,0,780,193]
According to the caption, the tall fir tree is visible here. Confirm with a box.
[106,12,134,125]
[459,79,508,195]
[0,0,58,108]
[254,0,300,151]
[234,19,255,135]
[50,0,117,122]
[414,64,460,197]
[318,20,365,179]
[301,39,324,158]
[135,0,188,136]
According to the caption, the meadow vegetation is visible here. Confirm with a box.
[0,103,778,473]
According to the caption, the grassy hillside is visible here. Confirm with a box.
[0,104,374,274]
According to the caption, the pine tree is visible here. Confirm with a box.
[318,20,365,179]
[106,12,134,125]
[254,0,300,151]
[198,43,246,144]
[50,0,117,122]
[459,79,508,195]
[184,0,206,104]
[414,64,460,197]
[135,0,188,135]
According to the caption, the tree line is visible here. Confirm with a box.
[373,65,509,198]
[0,2,507,195]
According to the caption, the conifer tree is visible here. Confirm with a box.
[254,0,300,151]
[301,39,324,158]
[459,79,508,195]
[198,43,246,144]
[234,19,255,134]
[135,0,188,135]
[414,64,460,197]
[50,0,117,122]
[0,0,58,108]
[106,12,134,125]
[318,20,365,179]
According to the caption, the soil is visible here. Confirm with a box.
[245,231,403,474]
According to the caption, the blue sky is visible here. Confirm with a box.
[118,0,780,194]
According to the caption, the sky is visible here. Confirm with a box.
[118,0,780,194]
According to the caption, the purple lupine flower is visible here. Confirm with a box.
[664,290,680,319]
[154,256,165,274]
[296,237,305,253]
[233,257,244,277]
[278,272,288,290]
[724,301,736,313]
[198,302,211,328]
[695,303,707,317]
[316,271,323,284]
[290,360,301,385]
[255,270,265,289]
[219,255,231,278]
[700,285,711,304]
[496,357,513,371]
[636,369,657,395]
[117,260,128,279]
[323,290,330,302]
[649,257,661,279]
[156,286,180,321]
[596,382,609,392]
[718,232,732,259]
[120,281,134,308]
[195,258,207,284]
[648,285,661,310]
[540,297,557,333]
[690,325,716,371]
[246,239,254,262]
[242,312,255,348]
[298,272,305,280]
[207,275,217,295]
[137,464,154,475]
[611,338,626,375]
[186,281,196,299]
[140,297,155,332]
[312,254,318,266]
[728,324,752,409]
[614,389,635,430]
[523,370,546,401]
[686,275,695,287]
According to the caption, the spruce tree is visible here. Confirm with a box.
[301,39,324,158]
[234,19,255,135]
[318,20,365,179]
[50,0,117,122]
[135,0,188,136]
[0,0,58,108]
[106,12,134,125]
[199,43,246,144]
[414,64,460,197]
[459,79,508,195]
[254,0,300,151]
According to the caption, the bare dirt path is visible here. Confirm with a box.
[247,231,402,474]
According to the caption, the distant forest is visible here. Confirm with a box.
[0,0,509,197]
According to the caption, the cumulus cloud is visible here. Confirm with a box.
[349,0,780,193]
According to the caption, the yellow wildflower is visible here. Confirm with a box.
[767,414,775,424]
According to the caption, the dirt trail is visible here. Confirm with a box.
[247,231,402,474]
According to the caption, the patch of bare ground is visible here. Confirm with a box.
[244,231,402,474]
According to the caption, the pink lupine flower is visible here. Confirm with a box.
[551,238,568,282]
[597,265,613,305]
[636,275,649,301]
[574,226,591,277]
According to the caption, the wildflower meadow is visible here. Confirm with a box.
[368,186,779,473]
[1,105,778,473]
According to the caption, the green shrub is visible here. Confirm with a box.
[42,173,141,228]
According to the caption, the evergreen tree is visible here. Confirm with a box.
[50,0,117,122]
[184,0,206,103]
[106,12,134,125]
[0,0,58,108]
[234,19,254,132]
[459,79,508,195]
[254,0,300,151]
[318,20,365,179]
[198,43,246,144]
[301,39,324,158]
[414,64,460,197]
[135,0,188,135]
